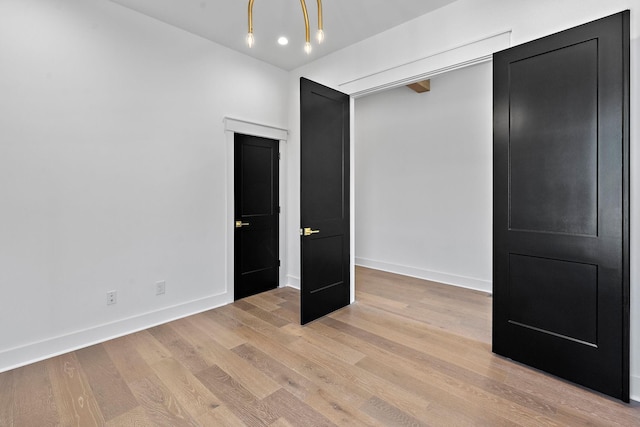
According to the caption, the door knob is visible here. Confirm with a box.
[235,221,250,228]
[302,227,320,236]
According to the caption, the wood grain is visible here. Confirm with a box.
[0,370,14,426]
[47,352,105,426]
[0,266,638,426]
[262,388,336,426]
[102,335,155,384]
[147,324,209,374]
[75,344,138,422]
[195,365,278,426]
[196,404,246,426]
[360,395,427,427]
[150,358,223,419]
[170,317,281,400]
[128,374,199,426]
[104,406,151,427]
[12,360,59,426]
[232,340,382,426]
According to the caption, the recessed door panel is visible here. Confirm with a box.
[305,235,344,294]
[241,226,275,274]
[508,254,598,345]
[509,40,598,235]
[304,95,345,223]
[241,144,275,216]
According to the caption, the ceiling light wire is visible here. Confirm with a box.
[300,0,311,54]
[246,0,324,54]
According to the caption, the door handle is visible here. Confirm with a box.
[235,220,250,228]
[302,227,320,236]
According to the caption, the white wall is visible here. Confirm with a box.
[287,0,640,400]
[0,0,288,371]
[354,63,493,292]
[2,0,639,401]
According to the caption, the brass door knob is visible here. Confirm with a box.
[235,221,250,228]
[302,227,320,236]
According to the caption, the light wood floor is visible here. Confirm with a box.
[1,267,638,426]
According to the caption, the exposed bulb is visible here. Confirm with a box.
[246,32,255,48]
[304,41,312,55]
[316,29,324,44]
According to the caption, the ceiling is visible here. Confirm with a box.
[108,0,459,70]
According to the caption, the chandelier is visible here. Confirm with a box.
[246,0,324,54]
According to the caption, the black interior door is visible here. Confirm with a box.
[234,134,279,300]
[493,11,630,401]
[300,77,350,324]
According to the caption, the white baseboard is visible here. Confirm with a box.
[286,275,300,290]
[631,375,640,403]
[355,257,492,293]
[0,292,232,374]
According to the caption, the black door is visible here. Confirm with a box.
[300,77,350,324]
[493,11,630,401]
[234,134,279,300]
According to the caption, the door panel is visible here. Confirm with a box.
[234,134,279,300]
[306,235,345,293]
[493,11,629,401]
[508,40,598,235]
[508,254,598,345]
[300,77,350,325]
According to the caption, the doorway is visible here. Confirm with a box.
[234,133,280,300]
[353,62,493,296]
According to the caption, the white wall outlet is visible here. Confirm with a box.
[156,280,166,296]
[106,290,117,305]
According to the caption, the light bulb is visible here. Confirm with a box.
[304,42,312,55]
[246,32,255,48]
[316,29,324,44]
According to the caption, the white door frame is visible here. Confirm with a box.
[341,31,511,303]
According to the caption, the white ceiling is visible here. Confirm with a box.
[108,0,459,70]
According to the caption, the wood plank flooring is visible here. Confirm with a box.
[1,266,639,426]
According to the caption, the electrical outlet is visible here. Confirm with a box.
[107,290,117,305]
[156,280,166,296]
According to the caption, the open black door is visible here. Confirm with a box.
[300,77,350,325]
[493,12,630,401]
[234,133,279,300]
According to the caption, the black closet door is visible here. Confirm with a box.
[493,11,630,401]
[300,77,350,324]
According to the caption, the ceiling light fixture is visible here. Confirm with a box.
[247,0,324,55]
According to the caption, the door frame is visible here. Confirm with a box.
[338,31,512,305]
[224,117,288,300]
